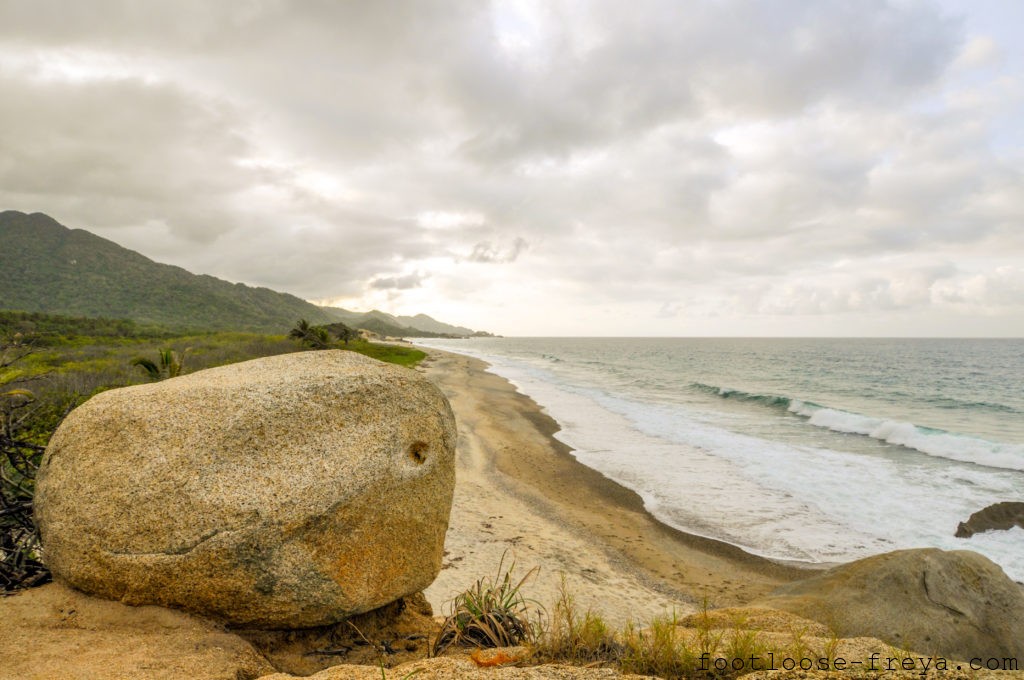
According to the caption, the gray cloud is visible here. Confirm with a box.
[370,272,428,291]
[0,0,1020,334]
[467,237,528,263]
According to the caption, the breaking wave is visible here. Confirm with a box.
[693,383,1024,472]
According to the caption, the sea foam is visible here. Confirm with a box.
[416,339,1024,583]
[693,382,1024,472]
[788,400,1024,472]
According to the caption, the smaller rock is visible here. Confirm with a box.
[0,582,273,680]
[236,592,437,676]
[955,501,1024,538]
[756,548,1024,661]
[259,655,659,679]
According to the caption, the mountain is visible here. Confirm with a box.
[320,307,399,328]
[394,313,474,336]
[0,211,335,332]
[0,210,486,337]
[320,307,484,338]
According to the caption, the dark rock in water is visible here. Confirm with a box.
[755,548,1024,660]
[955,501,1024,538]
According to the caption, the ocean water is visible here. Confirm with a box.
[415,337,1024,582]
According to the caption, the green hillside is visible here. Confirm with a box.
[320,307,487,338]
[320,307,450,338]
[0,211,333,332]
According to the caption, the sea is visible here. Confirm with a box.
[414,337,1024,582]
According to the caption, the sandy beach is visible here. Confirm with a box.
[420,348,808,626]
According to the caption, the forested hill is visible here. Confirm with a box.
[0,211,334,332]
[319,307,487,338]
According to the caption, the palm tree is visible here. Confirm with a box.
[332,323,356,346]
[130,348,188,381]
[288,319,331,349]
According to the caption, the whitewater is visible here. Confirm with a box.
[416,337,1024,582]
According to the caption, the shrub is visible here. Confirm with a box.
[130,348,189,380]
[432,553,538,655]
[1,336,57,590]
[0,389,50,590]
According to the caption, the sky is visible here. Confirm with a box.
[1,1,1022,337]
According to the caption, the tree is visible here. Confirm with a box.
[288,319,332,349]
[330,323,356,346]
[130,348,188,381]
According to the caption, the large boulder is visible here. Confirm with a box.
[35,350,456,629]
[755,548,1024,660]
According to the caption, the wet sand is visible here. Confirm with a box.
[419,348,809,626]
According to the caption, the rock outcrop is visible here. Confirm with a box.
[259,655,660,680]
[236,592,438,675]
[0,582,273,680]
[35,350,457,629]
[755,548,1024,660]
[955,501,1024,538]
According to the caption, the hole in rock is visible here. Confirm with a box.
[408,441,428,465]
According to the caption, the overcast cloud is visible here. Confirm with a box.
[1,0,1021,335]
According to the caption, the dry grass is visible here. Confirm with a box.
[531,577,622,666]
[529,585,774,678]
[524,586,882,679]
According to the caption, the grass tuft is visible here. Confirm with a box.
[431,552,539,656]
[620,611,703,678]
[531,577,621,666]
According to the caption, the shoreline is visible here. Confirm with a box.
[515,398,824,573]
[419,346,810,624]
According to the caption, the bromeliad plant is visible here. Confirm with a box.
[431,552,540,656]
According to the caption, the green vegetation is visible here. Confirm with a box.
[531,579,621,665]
[349,341,426,368]
[432,553,539,656]
[289,319,332,349]
[322,309,467,339]
[288,319,427,367]
[0,211,485,338]
[0,211,334,332]
[130,348,189,381]
[1,313,424,397]
[321,308,482,339]
[0,310,176,341]
[331,322,356,345]
[0,310,426,591]
[531,598,818,679]
[431,560,863,679]
[1,335,52,590]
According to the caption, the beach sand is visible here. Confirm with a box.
[420,348,809,627]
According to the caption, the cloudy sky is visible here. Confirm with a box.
[1,1,1021,336]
